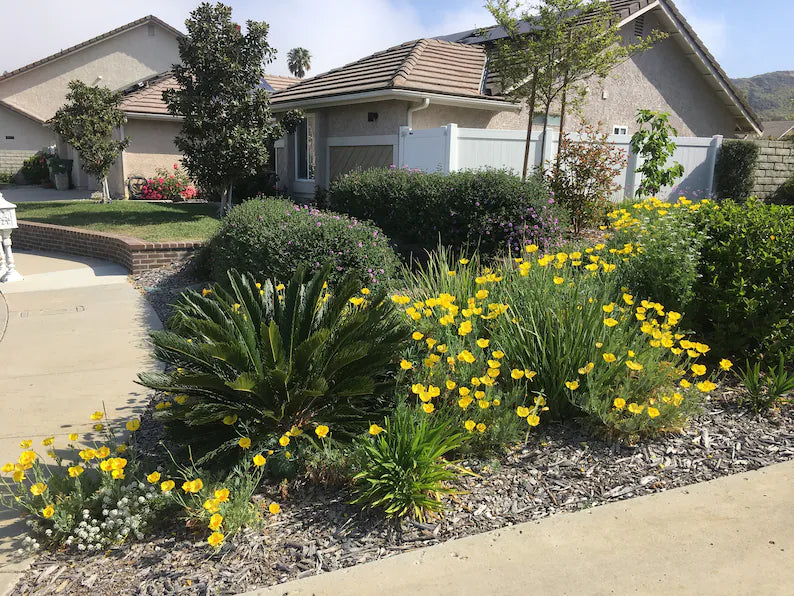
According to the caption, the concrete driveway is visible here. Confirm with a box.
[0,186,93,203]
[0,250,161,592]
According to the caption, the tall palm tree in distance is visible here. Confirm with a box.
[287,47,312,78]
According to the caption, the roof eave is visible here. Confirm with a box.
[271,88,518,112]
[123,111,182,121]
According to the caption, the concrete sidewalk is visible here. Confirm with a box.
[0,186,92,203]
[251,459,794,596]
[0,250,161,593]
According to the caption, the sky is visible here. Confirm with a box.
[0,0,791,80]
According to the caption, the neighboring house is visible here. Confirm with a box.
[0,16,183,194]
[760,121,794,140]
[118,71,299,190]
[270,0,762,198]
[0,15,300,197]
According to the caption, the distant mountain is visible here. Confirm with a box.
[732,71,794,121]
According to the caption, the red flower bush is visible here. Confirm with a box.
[140,164,197,201]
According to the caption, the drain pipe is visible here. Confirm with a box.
[406,98,430,130]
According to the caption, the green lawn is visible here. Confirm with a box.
[15,201,221,242]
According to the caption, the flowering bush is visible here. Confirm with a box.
[21,151,50,185]
[396,244,725,440]
[328,167,567,256]
[395,248,547,450]
[209,197,401,287]
[138,266,408,466]
[0,409,283,552]
[547,124,627,233]
[140,164,197,201]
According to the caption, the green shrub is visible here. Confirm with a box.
[608,197,705,313]
[714,140,759,200]
[138,266,409,466]
[0,172,14,184]
[688,199,794,361]
[327,168,566,256]
[209,197,400,288]
[352,407,466,522]
[773,175,794,205]
[21,152,50,185]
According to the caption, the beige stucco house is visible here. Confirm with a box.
[270,0,762,198]
[0,16,184,195]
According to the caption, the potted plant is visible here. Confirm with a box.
[50,158,73,191]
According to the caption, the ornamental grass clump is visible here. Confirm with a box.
[138,265,409,466]
[352,407,467,522]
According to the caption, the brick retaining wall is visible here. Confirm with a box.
[752,140,794,199]
[12,221,204,273]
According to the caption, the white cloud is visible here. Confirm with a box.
[0,0,496,78]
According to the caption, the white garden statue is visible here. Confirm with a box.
[0,192,23,283]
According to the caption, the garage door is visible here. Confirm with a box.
[329,145,394,181]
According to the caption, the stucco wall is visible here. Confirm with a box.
[0,22,180,122]
[323,101,408,137]
[122,118,183,193]
[0,105,56,175]
[578,13,736,137]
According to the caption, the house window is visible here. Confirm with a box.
[295,115,315,181]
[613,125,628,135]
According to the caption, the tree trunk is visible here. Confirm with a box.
[538,99,552,175]
[219,182,234,216]
[219,187,228,216]
[101,177,110,203]
[555,81,569,174]
[521,68,539,181]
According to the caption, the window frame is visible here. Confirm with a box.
[294,115,315,182]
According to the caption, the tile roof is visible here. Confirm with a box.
[271,39,491,105]
[120,72,300,116]
[120,72,180,115]
[262,75,301,92]
[0,16,183,83]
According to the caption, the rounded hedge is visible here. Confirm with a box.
[209,198,401,287]
[327,167,566,255]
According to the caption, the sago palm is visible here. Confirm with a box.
[138,265,408,463]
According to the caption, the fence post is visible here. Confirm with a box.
[398,126,410,169]
[705,135,723,197]
[446,123,459,173]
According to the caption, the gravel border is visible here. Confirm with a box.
[10,266,793,595]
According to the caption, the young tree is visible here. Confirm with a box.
[50,81,128,202]
[547,122,627,233]
[287,47,312,79]
[630,109,684,197]
[487,0,663,175]
[164,2,284,214]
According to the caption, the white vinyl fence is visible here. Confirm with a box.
[398,124,723,200]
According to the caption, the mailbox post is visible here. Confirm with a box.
[0,192,23,283]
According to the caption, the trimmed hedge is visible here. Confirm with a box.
[327,168,566,255]
[714,140,759,200]
[209,198,400,287]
